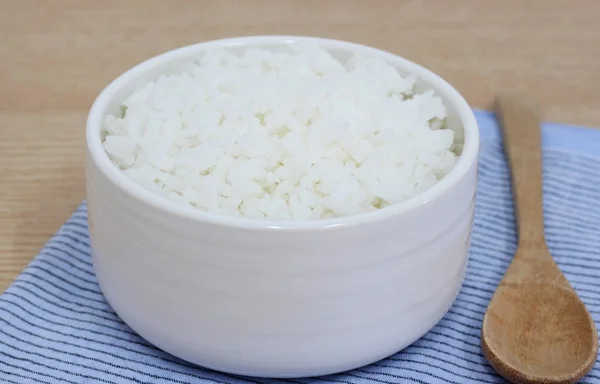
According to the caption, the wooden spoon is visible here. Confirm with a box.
[481,96,599,384]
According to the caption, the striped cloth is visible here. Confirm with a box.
[1,110,599,384]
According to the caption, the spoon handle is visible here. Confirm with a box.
[495,96,546,250]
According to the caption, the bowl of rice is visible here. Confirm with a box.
[86,35,479,378]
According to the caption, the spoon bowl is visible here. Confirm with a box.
[482,266,598,383]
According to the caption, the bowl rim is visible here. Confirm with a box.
[86,35,479,231]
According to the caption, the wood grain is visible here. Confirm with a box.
[1,0,600,292]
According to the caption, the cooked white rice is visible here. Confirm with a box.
[102,44,459,220]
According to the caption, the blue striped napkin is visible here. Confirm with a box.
[1,110,599,384]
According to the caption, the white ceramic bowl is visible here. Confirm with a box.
[85,35,479,378]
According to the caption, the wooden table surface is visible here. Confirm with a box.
[1,0,599,292]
